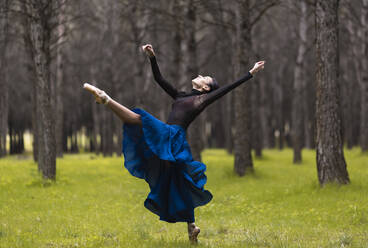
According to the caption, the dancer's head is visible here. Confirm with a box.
[191,75,219,93]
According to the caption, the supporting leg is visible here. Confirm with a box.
[187,222,200,244]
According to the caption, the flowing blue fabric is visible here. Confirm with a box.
[122,108,213,223]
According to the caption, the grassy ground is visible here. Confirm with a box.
[0,149,367,248]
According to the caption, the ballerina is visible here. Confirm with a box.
[84,44,265,243]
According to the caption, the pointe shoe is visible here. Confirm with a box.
[83,83,111,105]
[188,223,200,244]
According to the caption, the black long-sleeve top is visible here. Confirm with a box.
[149,56,253,130]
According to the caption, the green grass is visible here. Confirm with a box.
[0,149,368,248]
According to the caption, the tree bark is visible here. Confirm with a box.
[90,64,101,154]
[276,64,286,150]
[185,0,203,162]
[340,21,355,150]
[224,93,234,153]
[315,0,349,185]
[99,2,117,157]
[251,79,262,157]
[128,1,149,109]
[0,0,9,157]
[91,100,101,155]
[360,0,368,152]
[32,69,39,162]
[291,0,308,164]
[102,111,114,157]
[21,0,39,161]
[303,81,313,149]
[27,0,56,179]
[233,0,253,176]
[55,0,66,158]
[345,8,363,149]
[171,0,186,88]
[259,76,271,149]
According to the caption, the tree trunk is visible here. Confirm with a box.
[32,71,39,162]
[129,2,148,109]
[90,64,101,154]
[315,0,349,185]
[304,82,313,149]
[0,0,9,157]
[55,0,66,158]
[224,93,234,153]
[8,125,13,154]
[259,76,271,149]
[102,110,114,157]
[340,25,355,150]
[276,65,285,150]
[292,0,307,164]
[360,0,368,152]
[171,0,186,88]
[233,0,253,176]
[101,72,114,157]
[27,0,56,179]
[225,25,238,154]
[21,0,38,161]
[186,0,203,162]
[252,80,262,157]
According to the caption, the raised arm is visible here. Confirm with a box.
[199,72,253,108]
[199,61,265,108]
[142,44,178,99]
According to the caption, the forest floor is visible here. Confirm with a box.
[0,149,368,248]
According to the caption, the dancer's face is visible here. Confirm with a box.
[192,75,212,92]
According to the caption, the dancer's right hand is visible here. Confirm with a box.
[142,44,155,57]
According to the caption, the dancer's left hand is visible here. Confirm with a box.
[249,61,265,75]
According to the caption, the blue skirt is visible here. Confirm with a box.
[122,108,213,223]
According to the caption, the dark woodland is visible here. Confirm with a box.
[0,0,366,184]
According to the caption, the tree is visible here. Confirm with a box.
[315,0,349,185]
[54,0,66,158]
[360,0,368,152]
[291,0,308,164]
[2,0,364,165]
[0,0,9,157]
[341,1,363,150]
[25,0,56,179]
[20,0,39,162]
[185,0,204,162]
[233,0,253,176]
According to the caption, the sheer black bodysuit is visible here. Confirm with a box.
[149,56,253,130]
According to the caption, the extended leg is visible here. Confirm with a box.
[106,99,141,125]
[83,83,141,125]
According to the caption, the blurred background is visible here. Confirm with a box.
[0,0,366,174]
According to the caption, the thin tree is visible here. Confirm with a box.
[315,0,349,185]
[55,0,66,158]
[185,0,204,162]
[291,0,308,164]
[20,0,39,162]
[360,0,368,152]
[0,0,9,157]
